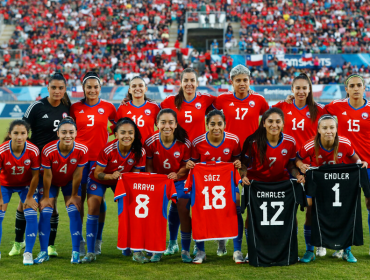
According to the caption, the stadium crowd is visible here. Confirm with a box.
[0,0,369,86]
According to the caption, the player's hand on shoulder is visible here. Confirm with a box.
[120,98,130,106]
[24,196,38,211]
[233,160,241,169]
[167,172,178,180]
[186,160,195,169]
[242,176,251,185]
[299,164,310,174]
[285,95,294,104]
[296,174,305,184]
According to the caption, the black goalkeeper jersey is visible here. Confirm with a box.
[306,163,370,250]
[242,179,307,267]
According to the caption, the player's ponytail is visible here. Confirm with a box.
[49,72,72,108]
[126,76,150,101]
[314,114,339,164]
[292,73,318,122]
[3,119,30,143]
[241,108,284,166]
[175,68,198,110]
[114,117,143,162]
[157,109,189,144]
[82,71,101,104]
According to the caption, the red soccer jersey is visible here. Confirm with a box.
[191,132,241,162]
[212,91,269,148]
[114,173,177,252]
[185,162,240,241]
[90,139,146,186]
[160,92,216,142]
[70,99,117,161]
[115,101,160,144]
[272,101,326,149]
[0,140,40,187]
[245,133,297,182]
[144,132,191,180]
[325,98,370,163]
[297,136,355,166]
[41,140,89,187]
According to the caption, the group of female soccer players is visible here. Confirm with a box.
[0,64,369,265]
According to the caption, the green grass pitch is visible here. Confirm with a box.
[1,118,370,279]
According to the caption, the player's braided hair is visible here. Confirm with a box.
[126,76,150,101]
[157,109,188,144]
[175,68,198,110]
[114,117,143,162]
[314,114,339,165]
[81,71,101,104]
[49,72,71,108]
[241,107,284,166]
[292,73,318,122]
[3,119,30,142]
[345,74,366,98]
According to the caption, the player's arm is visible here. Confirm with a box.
[146,158,154,173]
[67,166,84,211]
[94,164,121,180]
[169,161,189,180]
[41,168,53,210]
[295,158,310,174]
[239,164,250,185]
[287,161,305,183]
[24,169,40,211]
[349,153,368,168]
[232,155,242,169]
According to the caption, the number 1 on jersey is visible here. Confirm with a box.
[332,183,342,207]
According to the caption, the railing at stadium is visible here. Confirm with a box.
[186,12,226,29]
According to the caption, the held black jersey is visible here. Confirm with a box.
[243,179,306,267]
[23,97,69,152]
[306,163,370,250]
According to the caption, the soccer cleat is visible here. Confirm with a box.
[316,247,327,257]
[217,240,227,256]
[163,240,179,256]
[34,251,49,264]
[192,244,198,256]
[233,250,245,264]
[95,240,102,255]
[71,251,81,264]
[48,245,58,257]
[79,239,86,256]
[332,250,344,258]
[81,253,96,263]
[244,253,249,263]
[23,252,33,265]
[343,250,357,263]
[181,250,193,263]
[122,249,131,256]
[132,252,149,264]
[150,253,162,262]
[9,241,25,256]
[300,250,316,263]
[193,250,206,264]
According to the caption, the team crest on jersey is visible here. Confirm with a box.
[174,151,180,158]
[98,108,105,114]
[195,102,202,109]
[306,112,311,118]
[38,188,43,195]
[249,101,255,107]
[62,112,68,118]
[223,148,230,155]
[145,109,151,115]
[90,184,97,191]
[362,112,368,119]
[24,159,31,166]
[70,158,77,164]
[338,153,343,158]
[281,149,288,156]
[127,159,134,165]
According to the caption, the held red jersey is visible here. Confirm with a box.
[144,133,191,180]
[212,91,269,147]
[41,140,89,187]
[115,101,160,144]
[114,173,177,252]
[70,99,116,161]
[185,162,240,241]
[89,139,146,186]
[191,132,241,162]
[245,133,297,182]
[160,92,216,141]
[325,98,370,163]
[297,137,355,166]
[272,101,326,149]
[0,140,40,187]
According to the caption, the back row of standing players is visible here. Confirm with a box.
[0,65,369,265]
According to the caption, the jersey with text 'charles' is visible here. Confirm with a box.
[272,101,326,149]
[0,140,40,187]
[41,140,89,187]
[70,99,116,161]
[213,91,269,147]
[191,132,241,162]
[114,172,177,252]
[297,136,355,166]
[325,98,370,163]
[90,139,146,186]
[245,133,297,182]
[116,101,160,144]
[160,93,216,142]
[185,162,240,241]
[144,132,191,180]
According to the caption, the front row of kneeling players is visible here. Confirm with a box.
[0,108,368,266]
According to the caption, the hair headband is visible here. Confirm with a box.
[345,74,365,87]
[83,76,101,86]
[318,114,337,124]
